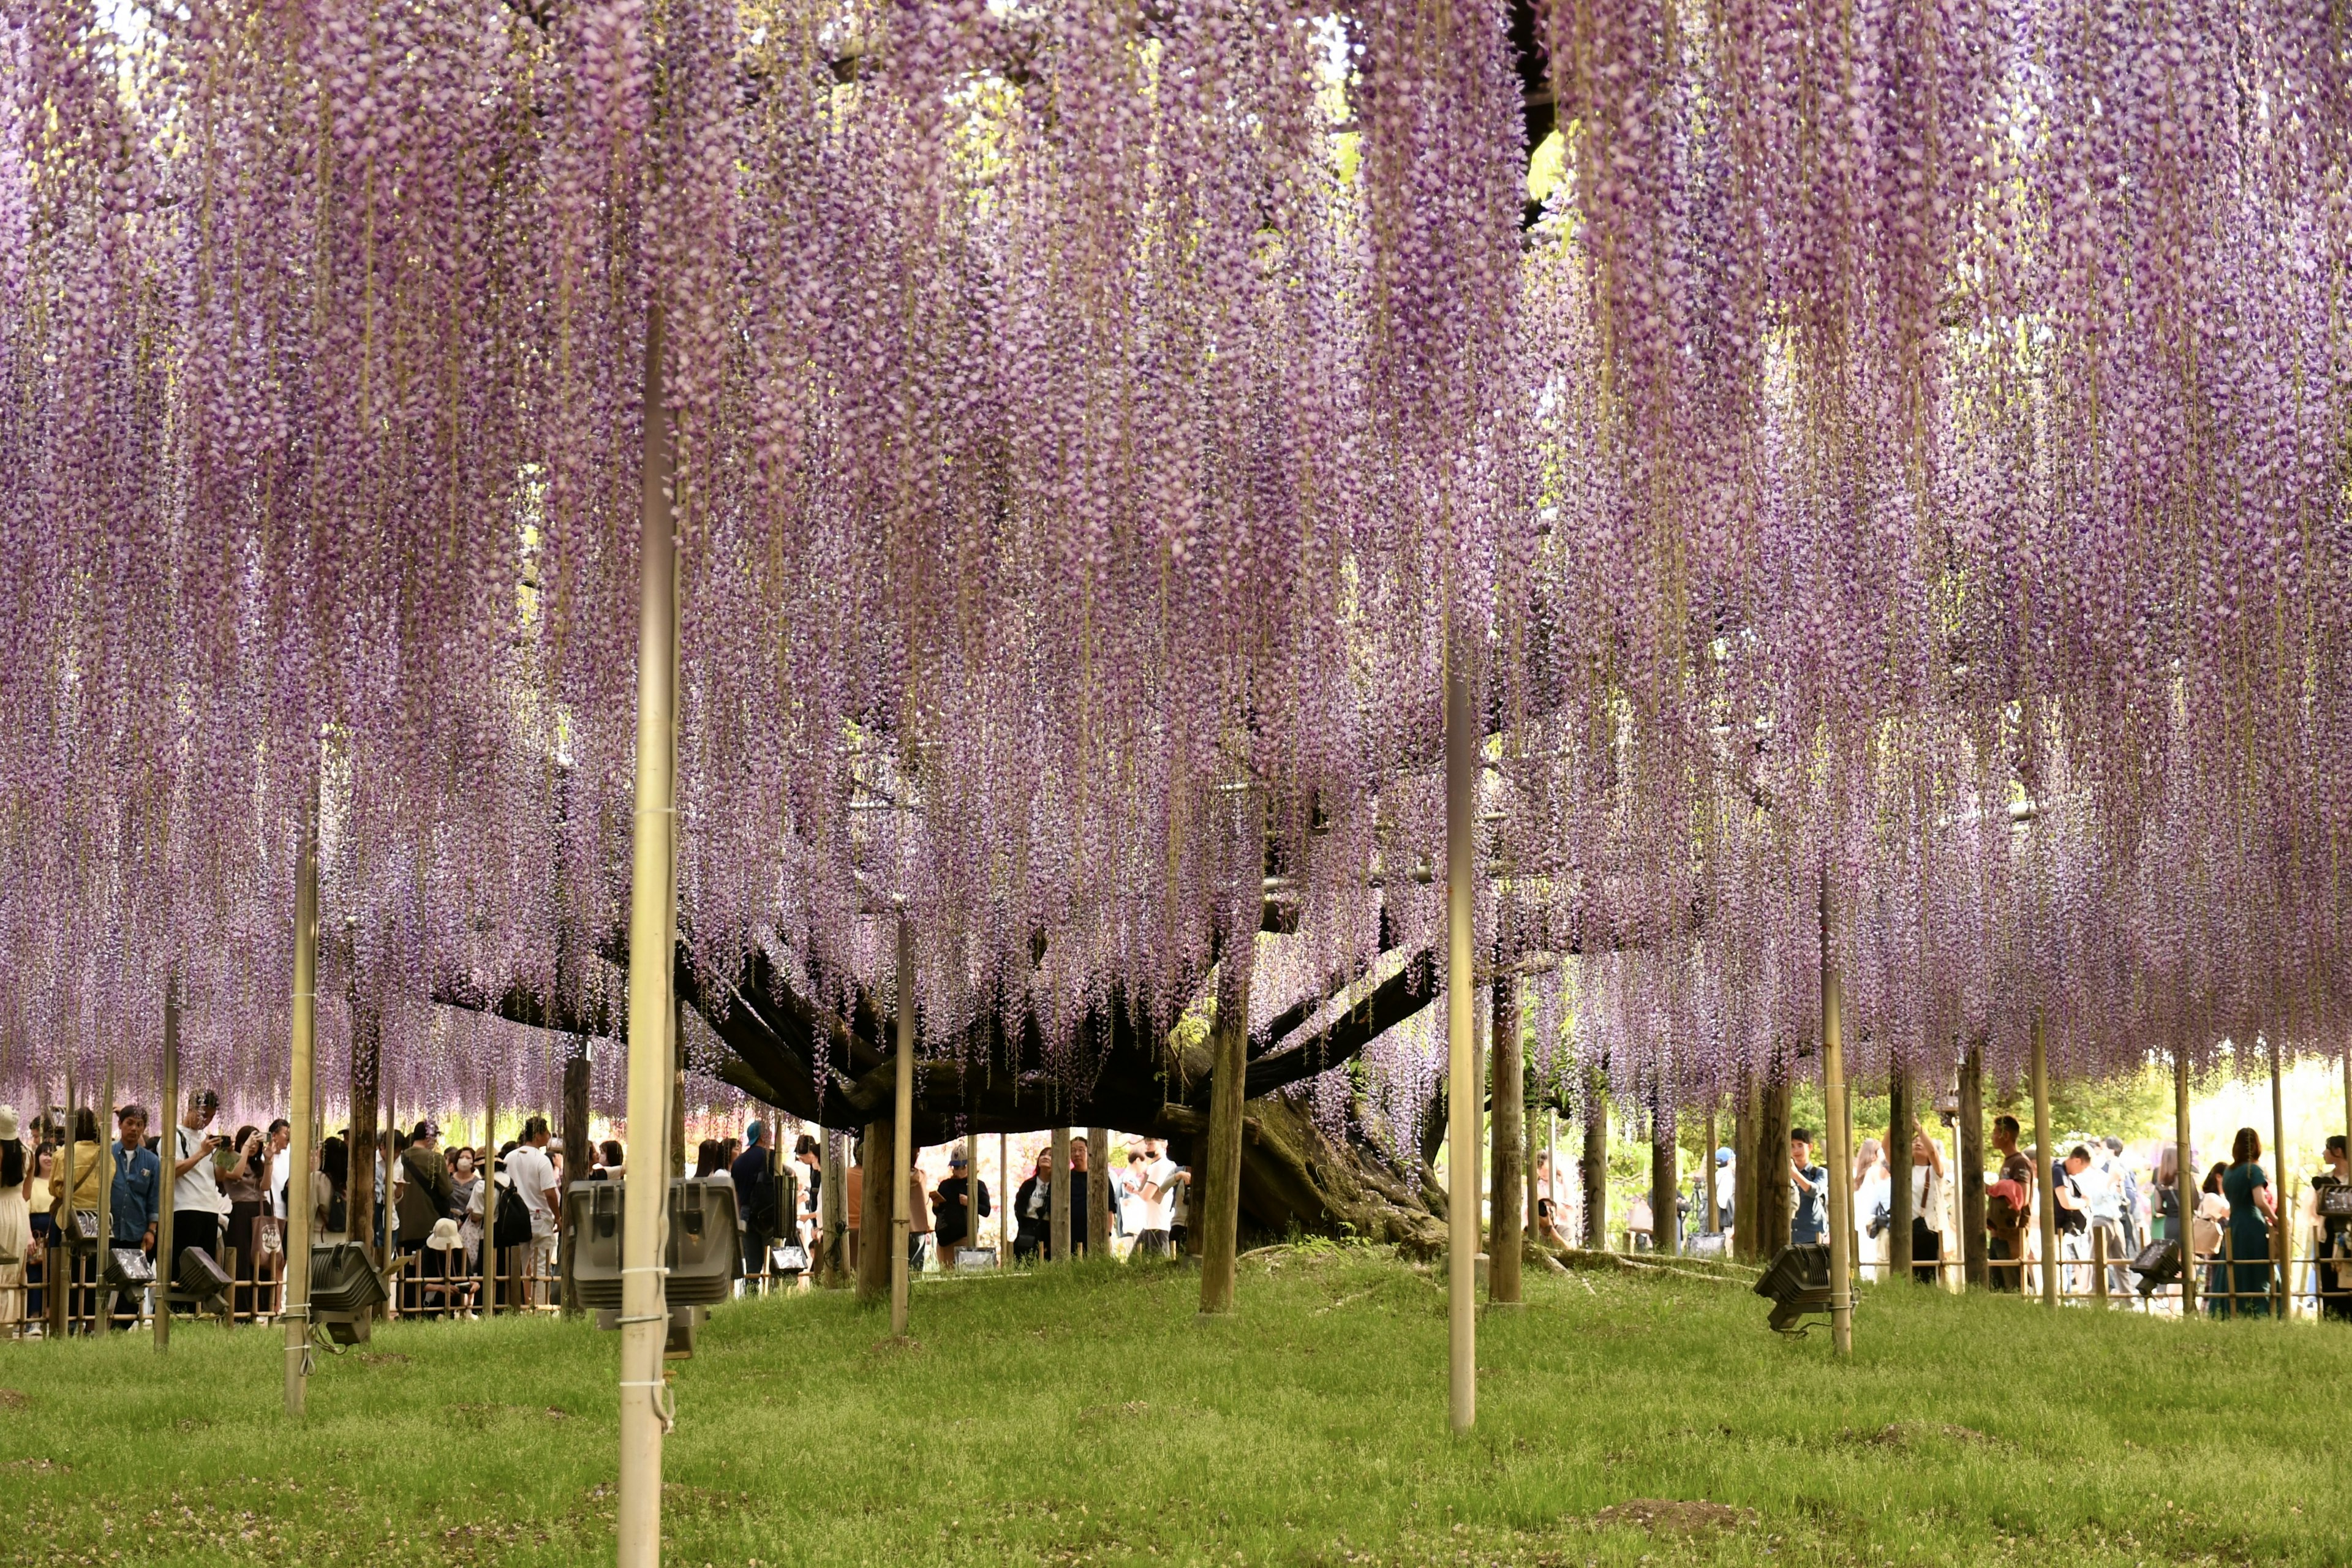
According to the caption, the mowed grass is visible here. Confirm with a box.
[1,1248,2342,1567]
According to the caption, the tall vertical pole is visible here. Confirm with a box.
[2030,1012,2057,1310]
[284,780,320,1413]
[1087,1125,1110,1260]
[2176,1044,2196,1317]
[2269,1033,2288,1319]
[1581,1066,1608,1249]
[1702,1103,1717,1237]
[1958,1043,1986,1288]
[1888,1062,1913,1280]
[891,916,914,1337]
[997,1132,1008,1259]
[962,1127,980,1267]
[617,301,680,1568]
[1819,867,1853,1357]
[482,1075,498,1318]
[1489,973,1523,1305]
[55,1061,74,1339]
[1444,630,1478,1431]
[1197,899,1257,1313]
[156,974,177,1351]
[96,1065,113,1334]
[1049,1127,1071,1263]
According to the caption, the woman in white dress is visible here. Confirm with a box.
[0,1107,28,1331]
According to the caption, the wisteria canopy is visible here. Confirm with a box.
[3,0,2348,1147]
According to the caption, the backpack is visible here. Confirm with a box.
[493,1178,533,1251]
[1986,1188,2027,1233]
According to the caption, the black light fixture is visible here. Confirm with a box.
[309,1242,390,1344]
[1754,1243,1834,1336]
[2129,1239,2183,1296]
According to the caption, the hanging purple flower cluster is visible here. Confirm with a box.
[1,0,2348,1138]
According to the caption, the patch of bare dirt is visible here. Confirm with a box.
[1589,1498,1754,1536]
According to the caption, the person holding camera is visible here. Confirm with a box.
[168,1091,232,1296]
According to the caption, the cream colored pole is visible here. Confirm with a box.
[1819,869,1853,1357]
[2269,1033,2288,1320]
[1444,631,1478,1431]
[2176,1044,2196,1317]
[482,1076,497,1317]
[891,916,915,1337]
[157,975,177,1351]
[2031,1012,2057,1311]
[284,788,320,1414]
[96,1065,112,1334]
[617,302,680,1568]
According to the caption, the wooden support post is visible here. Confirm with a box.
[561,1040,589,1314]
[1443,635,1477,1431]
[997,1132,1009,1261]
[1198,922,1256,1313]
[891,916,914,1338]
[1581,1066,1608,1250]
[2030,1013,2057,1311]
[1820,871,1854,1357]
[1702,1102,1717,1238]
[156,975,177,1351]
[2093,1227,2109,1306]
[1489,973,1523,1305]
[1649,1095,1676,1257]
[1087,1126,1110,1262]
[1888,1061,1914,1280]
[56,1063,74,1340]
[1959,1043,1986,1289]
[2271,1033,2288,1321]
[481,1077,497,1319]
[2176,1044,2196,1318]
[1049,1127,1071,1264]
[95,1066,112,1334]
[616,300,680,1568]
[284,780,320,1414]
[1733,1075,1757,1260]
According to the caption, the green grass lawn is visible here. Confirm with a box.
[2,1247,2340,1567]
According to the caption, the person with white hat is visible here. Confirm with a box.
[421,1218,469,1317]
[0,1106,28,1332]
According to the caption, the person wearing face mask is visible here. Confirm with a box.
[1012,1149,1053,1264]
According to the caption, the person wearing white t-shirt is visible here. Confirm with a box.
[505,1117,561,1306]
[1124,1140,1177,1259]
[168,1090,233,1284]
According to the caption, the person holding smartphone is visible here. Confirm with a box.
[168,1090,233,1291]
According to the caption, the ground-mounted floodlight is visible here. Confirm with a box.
[168,1245,233,1325]
[309,1242,390,1344]
[1754,1243,1835,1335]
[568,1176,742,1356]
[2130,1239,2182,1297]
[102,1245,156,1295]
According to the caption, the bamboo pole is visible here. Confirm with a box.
[616,301,680,1568]
[997,1132,1008,1259]
[1819,869,1853,1357]
[891,916,914,1336]
[2030,1013,2057,1311]
[2270,1033,2288,1321]
[1444,636,1477,1430]
[1489,973,1523,1305]
[1049,1127,1071,1264]
[2176,1044,2196,1317]
[284,787,320,1414]
[1888,1062,1913,1279]
[57,1061,74,1339]
[1702,1102,1717,1238]
[157,974,176,1351]
[481,1076,497,1318]
[96,1065,112,1333]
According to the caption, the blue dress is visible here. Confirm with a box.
[2211,1163,2274,1318]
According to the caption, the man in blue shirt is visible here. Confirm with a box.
[1790,1128,1830,1246]
[109,1104,161,1329]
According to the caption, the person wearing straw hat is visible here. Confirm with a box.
[421,1218,469,1317]
[0,1107,29,1333]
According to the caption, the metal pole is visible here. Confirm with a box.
[1820,868,1853,1357]
[1444,631,1478,1430]
[2031,1012,2057,1311]
[616,301,680,1568]
[284,788,320,1414]
[157,974,176,1351]
[2176,1044,2196,1318]
[891,916,914,1337]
